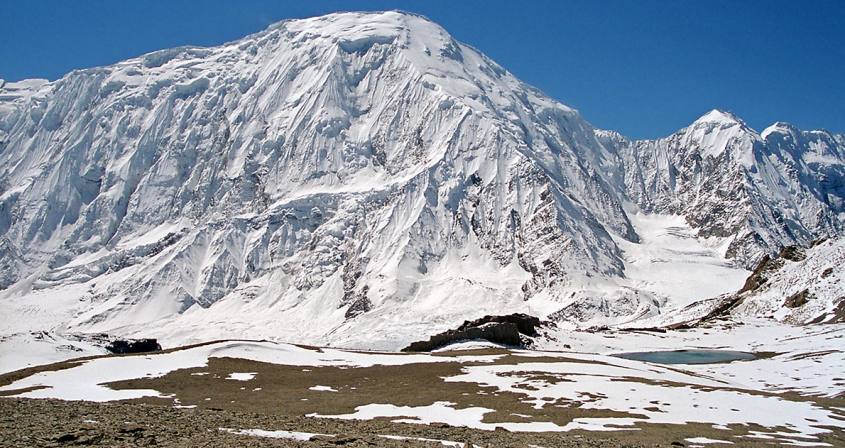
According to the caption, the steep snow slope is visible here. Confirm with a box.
[602,111,845,268]
[0,12,642,349]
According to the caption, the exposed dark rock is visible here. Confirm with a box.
[55,433,77,443]
[105,339,162,354]
[811,237,829,247]
[807,298,845,324]
[402,322,521,352]
[455,313,541,336]
[344,292,372,319]
[697,295,745,323]
[784,289,812,308]
[618,327,668,333]
[402,313,542,352]
[778,245,806,262]
[828,299,845,324]
[821,267,834,278]
[340,257,371,319]
[665,321,694,330]
[738,255,783,294]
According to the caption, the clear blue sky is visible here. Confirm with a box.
[3,0,843,139]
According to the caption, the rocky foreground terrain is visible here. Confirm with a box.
[1,339,843,447]
[0,398,652,448]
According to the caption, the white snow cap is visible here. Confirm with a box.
[760,121,799,140]
[693,109,745,127]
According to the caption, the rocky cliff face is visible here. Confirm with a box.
[0,11,842,349]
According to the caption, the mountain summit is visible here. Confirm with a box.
[693,109,745,126]
[0,11,843,350]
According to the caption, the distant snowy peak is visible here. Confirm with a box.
[762,121,845,164]
[678,109,760,165]
[761,121,800,140]
[692,109,746,127]
[761,120,844,143]
[613,109,845,268]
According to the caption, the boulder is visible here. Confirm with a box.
[106,338,162,354]
[455,313,541,336]
[402,313,542,352]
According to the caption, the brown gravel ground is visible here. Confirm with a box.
[0,398,648,448]
[1,346,843,447]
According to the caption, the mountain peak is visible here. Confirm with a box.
[693,109,744,127]
[271,10,448,43]
[761,121,800,140]
[256,10,483,87]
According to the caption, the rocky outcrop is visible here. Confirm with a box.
[105,339,162,354]
[401,314,541,352]
[738,254,783,294]
[778,245,807,262]
[783,289,812,308]
[696,238,844,326]
[454,314,541,336]
[736,245,807,295]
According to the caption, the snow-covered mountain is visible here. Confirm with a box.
[603,110,845,268]
[0,11,843,353]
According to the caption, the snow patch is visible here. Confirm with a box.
[225,372,256,381]
[219,427,329,441]
[308,385,337,392]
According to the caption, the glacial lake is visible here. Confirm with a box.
[613,349,757,365]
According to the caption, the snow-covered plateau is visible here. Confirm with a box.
[0,10,843,386]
